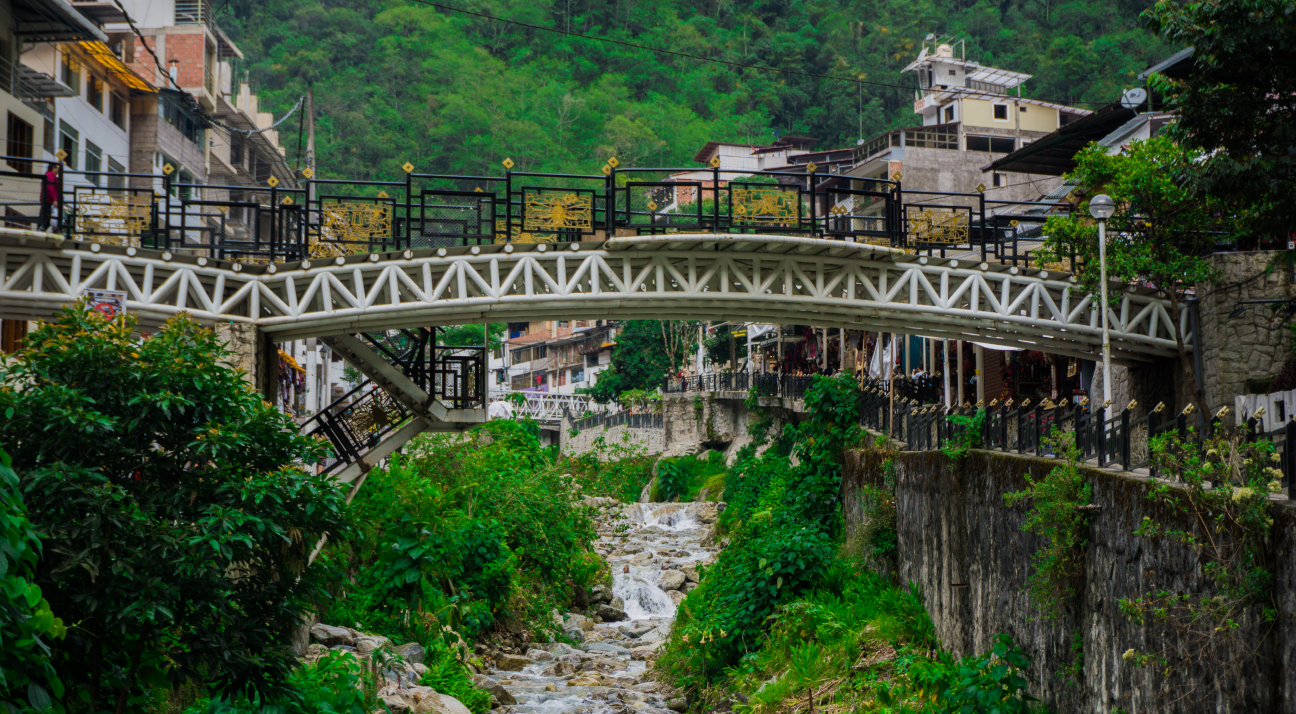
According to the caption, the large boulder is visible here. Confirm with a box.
[423,692,474,714]
[495,653,532,671]
[668,591,686,607]
[309,624,353,647]
[395,642,426,665]
[595,604,628,622]
[682,564,700,583]
[470,674,518,706]
[657,570,686,591]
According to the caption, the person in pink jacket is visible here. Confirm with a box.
[38,163,59,231]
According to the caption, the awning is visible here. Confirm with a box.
[77,42,156,93]
[972,341,1022,352]
[278,349,306,373]
[11,0,108,43]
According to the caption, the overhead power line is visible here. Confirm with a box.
[406,0,1109,106]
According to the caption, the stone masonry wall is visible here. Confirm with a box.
[843,448,1296,713]
[660,393,799,462]
[1199,251,1295,409]
[558,417,664,458]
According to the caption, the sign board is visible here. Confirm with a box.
[84,289,127,319]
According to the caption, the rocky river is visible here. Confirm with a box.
[306,500,722,714]
[472,500,722,714]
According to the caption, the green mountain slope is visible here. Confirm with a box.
[219,0,1172,181]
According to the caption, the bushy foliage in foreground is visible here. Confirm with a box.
[0,305,349,712]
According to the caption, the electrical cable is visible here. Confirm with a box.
[406,0,1111,106]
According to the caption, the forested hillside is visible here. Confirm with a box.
[220,0,1172,181]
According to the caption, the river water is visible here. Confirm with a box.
[477,501,722,714]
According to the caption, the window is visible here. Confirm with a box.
[992,172,1002,187]
[943,105,955,123]
[85,142,102,185]
[87,75,104,111]
[60,53,79,93]
[993,104,1009,121]
[558,321,568,327]
[1019,106,1027,113]
[107,157,125,191]
[948,69,956,76]
[966,136,1015,153]
[42,118,54,153]
[59,121,78,170]
[586,353,600,367]
[230,137,244,166]
[159,93,205,146]
[571,368,585,383]
[110,92,126,128]
[904,124,958,150]
[6,113,33,173]
[177,171,194,200]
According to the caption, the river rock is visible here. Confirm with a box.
[590,583,614,604]
[584,642,631,655]
[669,591,687,606]
[525,648,554,662]
[565,613,595,632]
[568,674,603,687]
[470,674,517,706]
[682,564,700,583]
[309,624,353,647]
[658,570,686,590]
[638,525,668,536]
[394,642,425,665]
[596,604,628,622]
[667,698,688,712]
[495,653,531,671]
[699,526,717,547]
[548,642,580,656]
[355,635,391,654]
[628,551,654,564]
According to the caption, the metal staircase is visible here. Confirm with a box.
[301,328,488,484]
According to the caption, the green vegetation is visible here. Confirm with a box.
[1145,0,1296,239]
[856,436,900,565]
[941,409,987,459]
[1118,431,1281,704]
[220,0,1169,181]
[0,450,66,714]
[0,305,348,712]
[1038,136,1227,414]
[192,652,384,714]
[1002,432,1093,621]
[561,434,656,502]
[652,452,728,503]
[584,320,694,403]
[324,421,601,644]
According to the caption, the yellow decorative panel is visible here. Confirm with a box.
[74,193,152,246]
[523,192,592,232]
[315,202,391,258]
[731,187,799,227]
[908,208,968,245]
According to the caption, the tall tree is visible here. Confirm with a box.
[1038,136,1232,414]
[0,306,351,712]
[1144,0,1296,240]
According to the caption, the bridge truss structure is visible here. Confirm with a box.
[488,391,605,424]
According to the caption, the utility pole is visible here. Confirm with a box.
[305,84,316,202]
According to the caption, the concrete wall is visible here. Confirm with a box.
[843,448,1296,713]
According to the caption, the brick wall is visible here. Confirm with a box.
[164,32,207,89]
[129,35,159,86]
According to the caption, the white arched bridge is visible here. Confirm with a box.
[0,228,1186,484]
[0,231,1184,361]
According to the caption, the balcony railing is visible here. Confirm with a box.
[0,56,57,120]
[175,0,213,27]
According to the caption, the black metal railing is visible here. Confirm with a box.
[15,160,1102,269]
[300,381,411,475]
[566,408,664,433]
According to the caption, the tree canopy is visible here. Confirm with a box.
[219,0,1171,180]
[0,307,351,712]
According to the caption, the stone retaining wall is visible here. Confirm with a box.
[843,448,1296,713]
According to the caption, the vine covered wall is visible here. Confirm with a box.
[843,448,1296,713]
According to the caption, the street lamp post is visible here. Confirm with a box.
[1089,194,1116,422]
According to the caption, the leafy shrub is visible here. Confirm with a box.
[941,409,987,459]
[0,305,349,709]
[419,652,492,714]
[651,452,726,502]
[189,651,381,714]
[911,634,1038,713]
[1003,431,1092,619]
[0,449,65,714]
[560,434,654,502]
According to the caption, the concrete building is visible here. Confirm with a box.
[493,320,618,396]
[844,39,1089,207]
[0,0,108,221]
